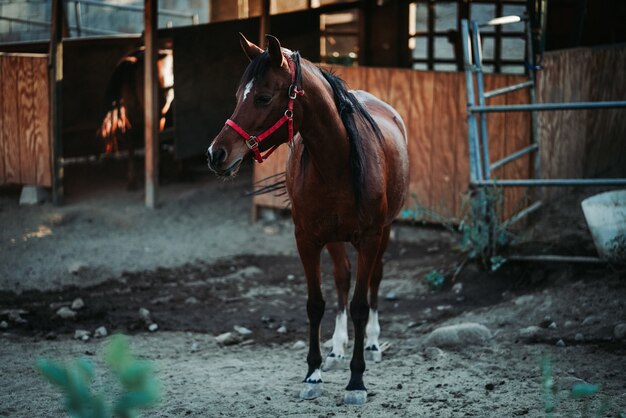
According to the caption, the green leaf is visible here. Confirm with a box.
[36,358,69,388]
[570,382,600,398]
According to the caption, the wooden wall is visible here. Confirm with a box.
[253,67,532,221]
[0,53,51,187]
[538,45,626,196]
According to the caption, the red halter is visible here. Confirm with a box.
[225,58,304,163]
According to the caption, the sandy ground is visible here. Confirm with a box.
[1,160,625,417]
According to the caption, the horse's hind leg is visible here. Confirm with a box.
[295,234,325,400]
[323,242,351,371]
[365,225,391,363]
[345,230,384,405]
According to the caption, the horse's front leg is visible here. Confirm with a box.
[345,231,383,405]
[295,234,325,400]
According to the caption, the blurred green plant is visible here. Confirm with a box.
[540,355,624,418]
[424,269,445,290]
[36,334,159,418]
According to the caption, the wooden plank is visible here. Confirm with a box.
[429,72,461,219]
[364,67,390,103]
[503,74,531,220]
[0,58,5,184]
[405,70,435,218]
[17,56,37,185]
[483,74,509,219]
[1,56,21,184]
[33,57,52,186]
[452,73,469,219]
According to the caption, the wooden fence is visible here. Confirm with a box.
[0,53,51,187]
[253,66,532,221]
[538,45,626,197]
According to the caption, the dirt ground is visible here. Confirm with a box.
[1,159,625,417]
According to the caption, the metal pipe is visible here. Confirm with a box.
[507,255,604,263]
[0,16,123,34]
[472,178,626,187]
[490,143,538,171]
[470,101,626,112]
[74,1,83,37]
[503,200,542,227]
[484,80,534,99]
[471,20,491,180]
[461,20,483,182]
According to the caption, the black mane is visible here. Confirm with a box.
[319,68,383,204]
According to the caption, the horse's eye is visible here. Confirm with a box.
[255,95,272,105]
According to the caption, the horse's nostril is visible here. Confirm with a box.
[212,147,227,165]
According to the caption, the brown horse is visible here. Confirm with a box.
[207,34,409,405]
[97,48,174,189]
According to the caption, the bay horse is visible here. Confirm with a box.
[97,47,174,189]
[207,34,409,405]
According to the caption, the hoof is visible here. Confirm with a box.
[344,390,367,405]
[300,383,323,400]
[365,346,382,362]
[323,354,346,371]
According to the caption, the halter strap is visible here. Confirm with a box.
[225,55,304,163]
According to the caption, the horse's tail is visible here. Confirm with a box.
[97,52,140,153]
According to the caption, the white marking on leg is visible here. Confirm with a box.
[330,309,348,358]
[365,309,380,350]
[243,79,254,101]
[305,368,322,383]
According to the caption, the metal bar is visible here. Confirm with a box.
[73,0,195,20]
[410,31,525,37]
[507,255,604,263]
[526,16,541,181]
[50,0,64,205]
[470,101,626,112]
[484,80,534,99]
[472,179,626,187]
[490,143,538,171]
[461,20,483,182]
[144,0,159,209]
[471,21,491,180]
[503,200,542,228]
[74,1,82,37]
[427,0,435,70]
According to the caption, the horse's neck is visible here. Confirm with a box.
[296,64,351,181]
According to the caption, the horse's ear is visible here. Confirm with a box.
[239,32,263,61]
[265,34,287,68]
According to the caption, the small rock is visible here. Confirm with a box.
[452,283,463,294]
[614,323,626,340]
[185,297,199,305]
[56,307,77,319]
[424,323,492,348]
[71,298,85,310]
[44,331,57,340]
[67,261,86,275]
[263,226,278,236]
[519,326,543,339]
[548,322,557,329]
[513,295,535,306]
[234,325,252,336]
[292,340,307,350]
[423,346,445,361]
[558,376,587,391]
[286,274,295,281]
[0,320,8,329]
[277,325,287,334]
[151,295,173,305]
[385,291,398,301]
[94,326,108,338]
[190,342,199,352]
[138,308,151,322]
[5,310,28,323]
[582,315,602,326]
[556,339,566,347]
[215,332,241,346]
[485,383,495,391]
[148,323,159,332]
[436,305,452,311]
[574,333,584,342]
[74,330,90,340]
[426,245,439,253]
[564,320,575,328]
